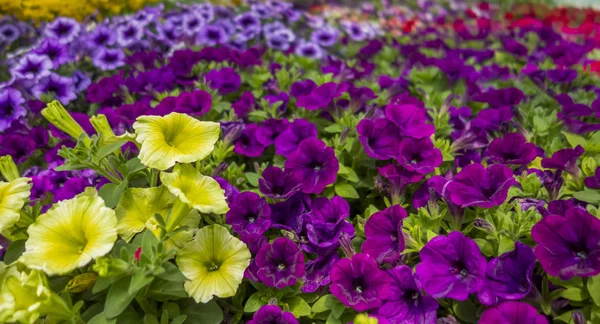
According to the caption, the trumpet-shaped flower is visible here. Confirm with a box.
[21,189,117,275]
[177,225,251,303]
[133,112,220,170]
[0,265,73,323]
[160,164,229,215]
[115,186,175,241]
[0,177,32,232]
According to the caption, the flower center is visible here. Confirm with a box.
[577,251,587,260]
[277,263,286,271]
[459,269,468,278]
[208,262,219,271]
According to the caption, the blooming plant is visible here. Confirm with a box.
[1,0,600,323]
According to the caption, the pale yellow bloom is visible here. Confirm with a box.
[21,189,117,275]
[177,225,250,303]
[115,186,175,241]
[0,177,32,232]
[133,113,220,170]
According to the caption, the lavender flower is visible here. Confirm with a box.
[256,237,305,288]
[87,25,117,48]
[32,73,77,104]
[311,25,339,47]
[295,42,324,60]
[45,17,80,43]
[234,12,261,38]
[0,24,19,43]
[92,47,125,71]
[34,38,70,68]
[0,89,26,132]
[363,205,407,264]
[330,253,390,311]
[116,22,144,47]
[226,192,271,237]
[285,138,339,194]
[415,231,486,300]
[12,53,53,80]
[197,24,229,45]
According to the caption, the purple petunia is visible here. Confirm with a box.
[532,207,600,280]
[92,47,125,71]
[274,119,318,156]
[311,25,339,47]
[285,138,339,194]
[478,242,536,306]
[415,231,486,301]
[445,164,517,208]
[362,205,407,264]
[385,104,435,139]
[330,253,390,312]
[486,133,537,165]
[585,167,600,189]
[116,22,144,47]
[256,237,305,288]
[232,91,255,118]
[176,90,212,116]
[296,82,343,111]
[269,193,309,232]
[479,302,548,324]
[378,265,439,324]
[34,38,70,68]
[234,124,266,158]
[197,24,229,45]
[226,192,271,237]
[32,73,77,104]
[258,166,301,199]
[87,25,116,48]
[303,196,355,254]
[395,137,442,174]
[247,305,298,324]
[541,145,584,178]
[45,17,80,43]
[302,252,340,293]
[295,42,324,60]
[12,53,53,80]
[0,89,26,132]
[205,67,241,94]
[0,134,36,163]
[357,118,401,160]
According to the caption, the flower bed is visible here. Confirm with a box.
[1,1,600,323]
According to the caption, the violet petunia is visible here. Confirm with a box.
[45,17,80,43]
[269,193,309,232]
[547,69,577,84]
[296,82,342,111]
[234,124,266,158]
[415,231,487,301]
[247,305,298,324]
[0,134,36,163]
[258,166,301,199]
[32,73,77,105]
[479,302,548,324]
[302,252,340,293]
[285,138,339,194]
[385,104,435,139]
[363,205,407,264]
[584,167,600,189]
[532,207,600,280]
[242,234,267,281]
[226,192,271,237]
[12,53,53,80]
[357,118,401,160]
[256,237,305,289]
[34,38,70,68]
[478,242,536,306]
[378,265,439,324]
[175,90,212,116]
[396,137,442,174]
[330,253,391,312]
[256,118,289,147]
[274,119,318,156]
[290,80,316,98]
[0,89,26,132]
[446,164,517,208]
[541,145,584,178]
[92,47,125,71]
[486,133,537,165]
[232,91,255,118]
[205,67,241,94]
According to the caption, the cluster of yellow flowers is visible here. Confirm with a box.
[0,101,251,322]
[0,0,157,22]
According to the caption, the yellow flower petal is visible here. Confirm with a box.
[21,189,117,275]
[177,225,250,303]
[0,177,32,232]
[115,186,175,241]
[133,113,220,170]
[160,164,229,215]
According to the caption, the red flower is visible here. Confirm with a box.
[135,247,142,261]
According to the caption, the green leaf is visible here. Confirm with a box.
[334,183,359,199]
[105,276,137,319]
[245,172,260,187]
[312,294,332,313]
[573,190,600,205]
[338,164,359,183]
[286,296,311,317]
[4,239,26,264]
[562,132,587,148]
[88,312,117,324]
[146,279,188,300]
[324,124,344,134]
[588,276,600,306]
[560,287,589,302]
[180,299,223,324]
[326,296,345,319]
[244,292,266,313]
[156,263,187,282]
[97,140,128,161]
[452,299,479,323]
[92,276,114,294]
[473,238,494,257]
[129,272,154,295]
[99,180,128,208]
[548,276,583,289]
[498,236,515,255]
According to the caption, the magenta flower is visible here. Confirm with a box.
[285,138,338,194]
[415,231,486,301]
[234,124,266,158]
[532,207,600,280]
[256,237,305,289]
[302,253,340,293]
[486,133,537,165]
[585,167,600,189]
[175,90,212,116]
[296,82,343,111]
[446,164,517,208]
[274,119,318,156]
[330,253,391,312]
[357,118,401,160]
[256,118,289,147]
[479,302,548,324]
[378,266,438,324]
[205,67,241,94]
[363,205,407,264]
[478,242,536,306]
[384,104,435,139]
[232,91,255,118]
[541,145,584,178]
[247,305,298,324]
[226,192,271,237]
[396,138,442,174]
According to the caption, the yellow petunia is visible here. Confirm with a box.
[0,264,72,323]
[115,186,175,241]
[133,113,220,170]
[0,177,32,232]
[177,225,250,303]
[160,164,229,215]
[21,188,117,276]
